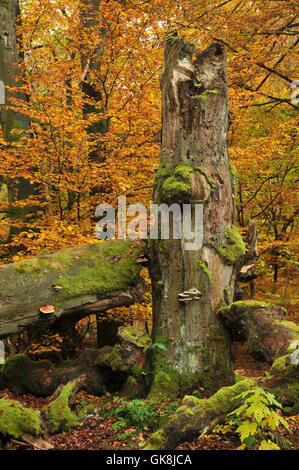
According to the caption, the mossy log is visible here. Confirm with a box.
[144,378,255,450]
[218,300,299,363]
[0,239,145,339]
[0,375,84,444]
[1,325,151,397]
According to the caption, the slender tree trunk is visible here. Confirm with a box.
[146,38,245,399]
[0,0,37,253]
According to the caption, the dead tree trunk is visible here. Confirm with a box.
[146,37,245,399]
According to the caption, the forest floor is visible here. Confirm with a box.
[1,342,298,451]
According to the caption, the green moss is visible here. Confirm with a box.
[12,240,141,306]
[147,343,180,400]
[160,164,193,202]
[235,374,246,383]
[155,163,172,180]
[161,177,191,200]
[56,241,141,305]
[217,305,231,316]
[3,354,31,390]
[118,325,151,349]
[46,383,78,434]
[199,89,218,99]
[274,320,299,334]
[223,286,232,305]
[272,382,299,416]
[179,378,256,417]
[288,339,299,353]
[0,399,42,438]
[130,365,143,379]
[173,165,194,180]
[217,225,246,266]
[270,355,290,376]
[236,300,270,308]
[197,260,212,284]
[102,344,127,372]
[144,429,166,450]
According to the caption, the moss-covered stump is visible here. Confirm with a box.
[97,324,151,398]
[44,376,85,434]
[144,378,255,450]
[0,239,145,340]
[218,301,298,363]
[0,398,42,439]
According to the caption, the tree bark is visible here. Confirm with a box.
[0,239,145,340]
[0,0,38,252]
[146,38,243,399]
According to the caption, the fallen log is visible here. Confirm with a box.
[218,300,299,363]
[0,375,84,446]
[144,378,256,450]
[1,325,151,397]
[0,239,145,340]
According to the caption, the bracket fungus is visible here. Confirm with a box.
[178,288,202,303]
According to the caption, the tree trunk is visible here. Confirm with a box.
[146,38,245,399]
[0,239,145,340]
[0,0,37,252]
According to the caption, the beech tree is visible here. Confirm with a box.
[0,0,37,250]
[146,37,245,399]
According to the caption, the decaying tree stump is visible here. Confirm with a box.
[147,37,245,399]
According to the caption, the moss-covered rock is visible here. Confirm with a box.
[45,383,78,434]
[0,399,42,439]
[217,225,246,266]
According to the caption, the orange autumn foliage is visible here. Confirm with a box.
[0,0,298,318]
